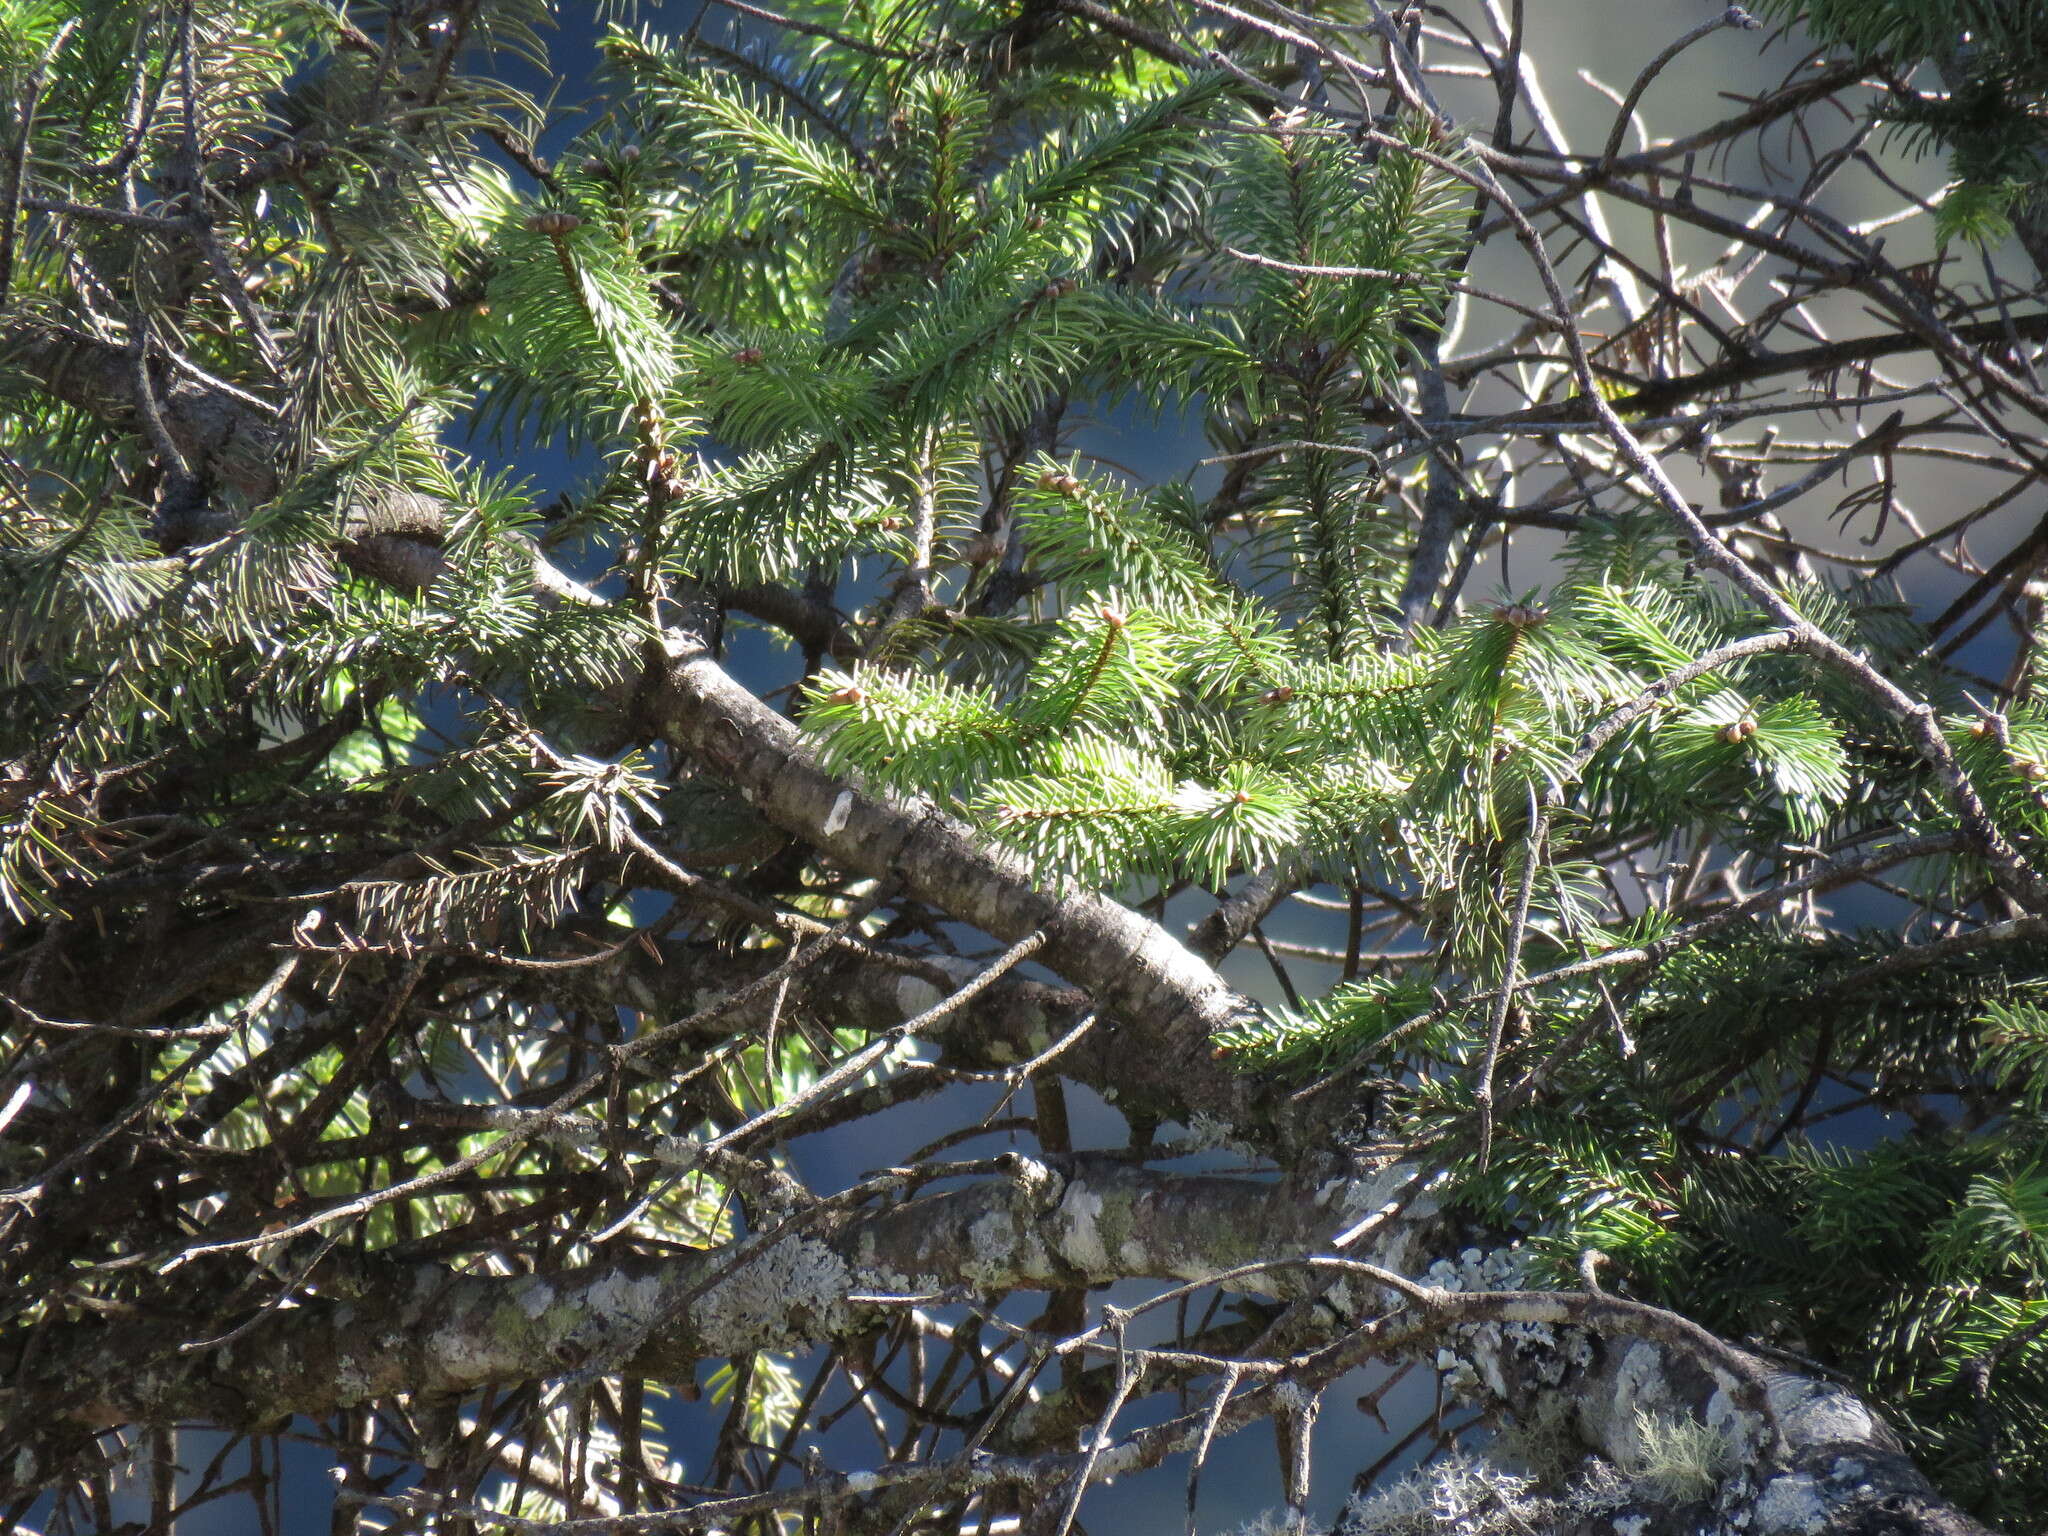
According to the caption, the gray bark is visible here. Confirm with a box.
[4,1157,1986,1533]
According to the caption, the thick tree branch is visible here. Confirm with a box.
[5,1158,1990,1533]
[7,1160,1418,1441]
[646,638,1270,1129]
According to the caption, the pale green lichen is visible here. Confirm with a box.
[1621,1406,1738,1505]
[1749,1469,1832,1535]
[691,1236,853,1354]
[1056,1181,1112,1272]
[894,974,944,1017]
[1338,1452,1629,1536]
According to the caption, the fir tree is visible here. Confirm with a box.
[2,3,2046,1534]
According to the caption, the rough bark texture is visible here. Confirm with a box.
[8,1162,1417,1455]
[2,1142,1993,1533]
[1392,1248,1998,1536]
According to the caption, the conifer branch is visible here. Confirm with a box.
[6,7,2045,1526]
